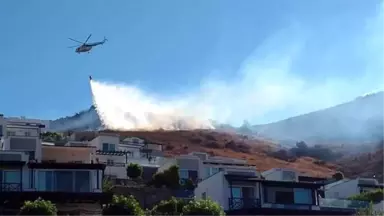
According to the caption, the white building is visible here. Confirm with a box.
[0,115,104,193]
[324,178,383,199]
[158,151,259,184]
[68,132,165,180]
[194,167,368,214]
[194,168,325,213]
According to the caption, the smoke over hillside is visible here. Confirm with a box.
[52,1,383,133]
[90,80,214,130]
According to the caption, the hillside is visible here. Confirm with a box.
[250,91,384,147]
[337,146,384,182]
[75,130,338,177]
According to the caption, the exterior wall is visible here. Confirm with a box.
[195,171,227,209]
[324,179,359,199]
[89,135,120,150]
[0,115,5,137]
[42,146,95,163]
[262,168,298,182]
[2,122,43,161]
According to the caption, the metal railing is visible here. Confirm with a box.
[319,198,370,209]
[0,183,22,192]
[228,198,261,210]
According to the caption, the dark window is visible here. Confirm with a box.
[0,125,3,136]
[28,151,35,160]
[75,171,90,192]
[55,171,73,192]
[275,191,294,204]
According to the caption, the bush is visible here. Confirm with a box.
[349,189,384,203]
[356,202,384,216]
[102,178,114,193]
[151,197,187,215]
[150,165,180,189]
[19,197,57,215]
[181,178,196,190]
[102,195,144,216]
[127,163,143,179]
[332,172,344,181]
[182,198,225,216]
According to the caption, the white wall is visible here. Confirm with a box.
[195,171,227,210]
[324,179,359,199]
[90,135,120,149]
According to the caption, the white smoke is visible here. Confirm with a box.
[90,80,215,130]
[90,2,383,131]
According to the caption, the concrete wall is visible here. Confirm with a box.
[42,146,95,163]
[324,179,359,199]
[195,171,227,210]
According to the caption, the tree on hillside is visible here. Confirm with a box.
[182,198,225,216]
[19,198,57,215]
[102,195,144,216]
[332,172,344,181]
[126,163,143,179]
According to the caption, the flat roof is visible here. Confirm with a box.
[225,174,325,188]
[28,162,106,170]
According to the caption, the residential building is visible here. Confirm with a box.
[69,132,164,181]
[324,178,383,199]
[159,151,258,184]
[156,152,258,199]
[194,168,359,215]
[0,116,110,214]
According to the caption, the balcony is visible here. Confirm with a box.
[229,198,261,210]
[1,183,21,192]
[319,198,370,209]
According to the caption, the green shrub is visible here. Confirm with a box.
[181,179,196,190]
[19,197,57,215]
[349,189,384,203]
[151,197,187,215]
[356,202,384,216]
[102,195,144,216]
[182,198,225,216]
[127,163,143,179]
[102,178,114,193]
[150,165,180,189]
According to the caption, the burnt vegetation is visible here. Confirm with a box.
[269,141,343,162]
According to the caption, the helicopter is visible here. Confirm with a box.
[68,34,107,54]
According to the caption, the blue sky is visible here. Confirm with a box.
[1,0,383,125]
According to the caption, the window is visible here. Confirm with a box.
[102,143,116,151]
[294,188,312,204]
[3,170,21,183]
[38,171,90,192]
[75,171,90,192]
[231,187,242,198]
[211,167,219,175]
[107,159,114,165]
[24,131,31,136]
[282,171,296,181]
[179,169,189,179]
[7,131,15,136]
[205,167,210,178]
[0,125,3,136]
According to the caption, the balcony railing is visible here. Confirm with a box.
[103,162,126,167]
[1,183,22,192]
[319,198,370,209]
[229,198,261,210]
